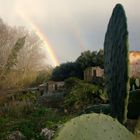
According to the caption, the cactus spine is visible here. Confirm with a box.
[104,4,129,124]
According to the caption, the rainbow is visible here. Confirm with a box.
[73,29,87,51]
[64,7,88,51]
[17,11,59,67]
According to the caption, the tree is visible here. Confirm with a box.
[76,50,104,70]
[3,36,26,75]
[0,18,50,89]
[76,50,97,70]
[51,50,104,81]
[51,62,83,81]
[96,49,104,68]
[0,19,16,69]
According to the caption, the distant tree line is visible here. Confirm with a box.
[51,50,104,81]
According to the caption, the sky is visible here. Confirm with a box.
[0,0,139,66]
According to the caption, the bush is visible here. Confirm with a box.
[51,62,83,81]
[81,104,111,115]
[0,101,35,118]
[128,89,140,119]
[33,70,52,86]
[38,92,65,108]
[91,77,105,87]
[0,106,71,140]
[64,77,82,90]
[64,82,108,113]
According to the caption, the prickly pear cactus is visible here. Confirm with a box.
[104,4,129,124]
[54,113,135,140]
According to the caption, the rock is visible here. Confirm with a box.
[8,131,26,140]
[40,128,54,140]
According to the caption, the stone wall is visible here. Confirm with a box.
[84,67,104,82]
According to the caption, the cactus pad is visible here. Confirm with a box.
[104,3,129,123]
[54,113,135,140]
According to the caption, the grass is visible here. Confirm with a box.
[0,90,73,140]
[0,106,71,140]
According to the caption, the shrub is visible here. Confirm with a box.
[64,77,82,90]
[64,82,108,113]
[128,90,140,119]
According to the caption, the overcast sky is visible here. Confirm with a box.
[0,0,139,64]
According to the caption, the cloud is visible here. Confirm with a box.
[0,0,139,63]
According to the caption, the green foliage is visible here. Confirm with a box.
[38,92,65,108]
[92,77,105,87]
[0,86,73,139]
[128,90,140,119]
[96,49,104,69]
[51,50,104,81]
[0,117,13,139]
[76,50,96,70]
[104,4,129,124]
[33,69,52,86]
[51,62,83,81]
[76,50,104,70]
[54,113,135,140]
[0,90,40,118]
[82,104,111,115]
[0,106,71,140]
[64,77,82,90]
[14,119,39,139]
[64,81,108,112]
[0,101,35,119]
[0,107,47,139]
